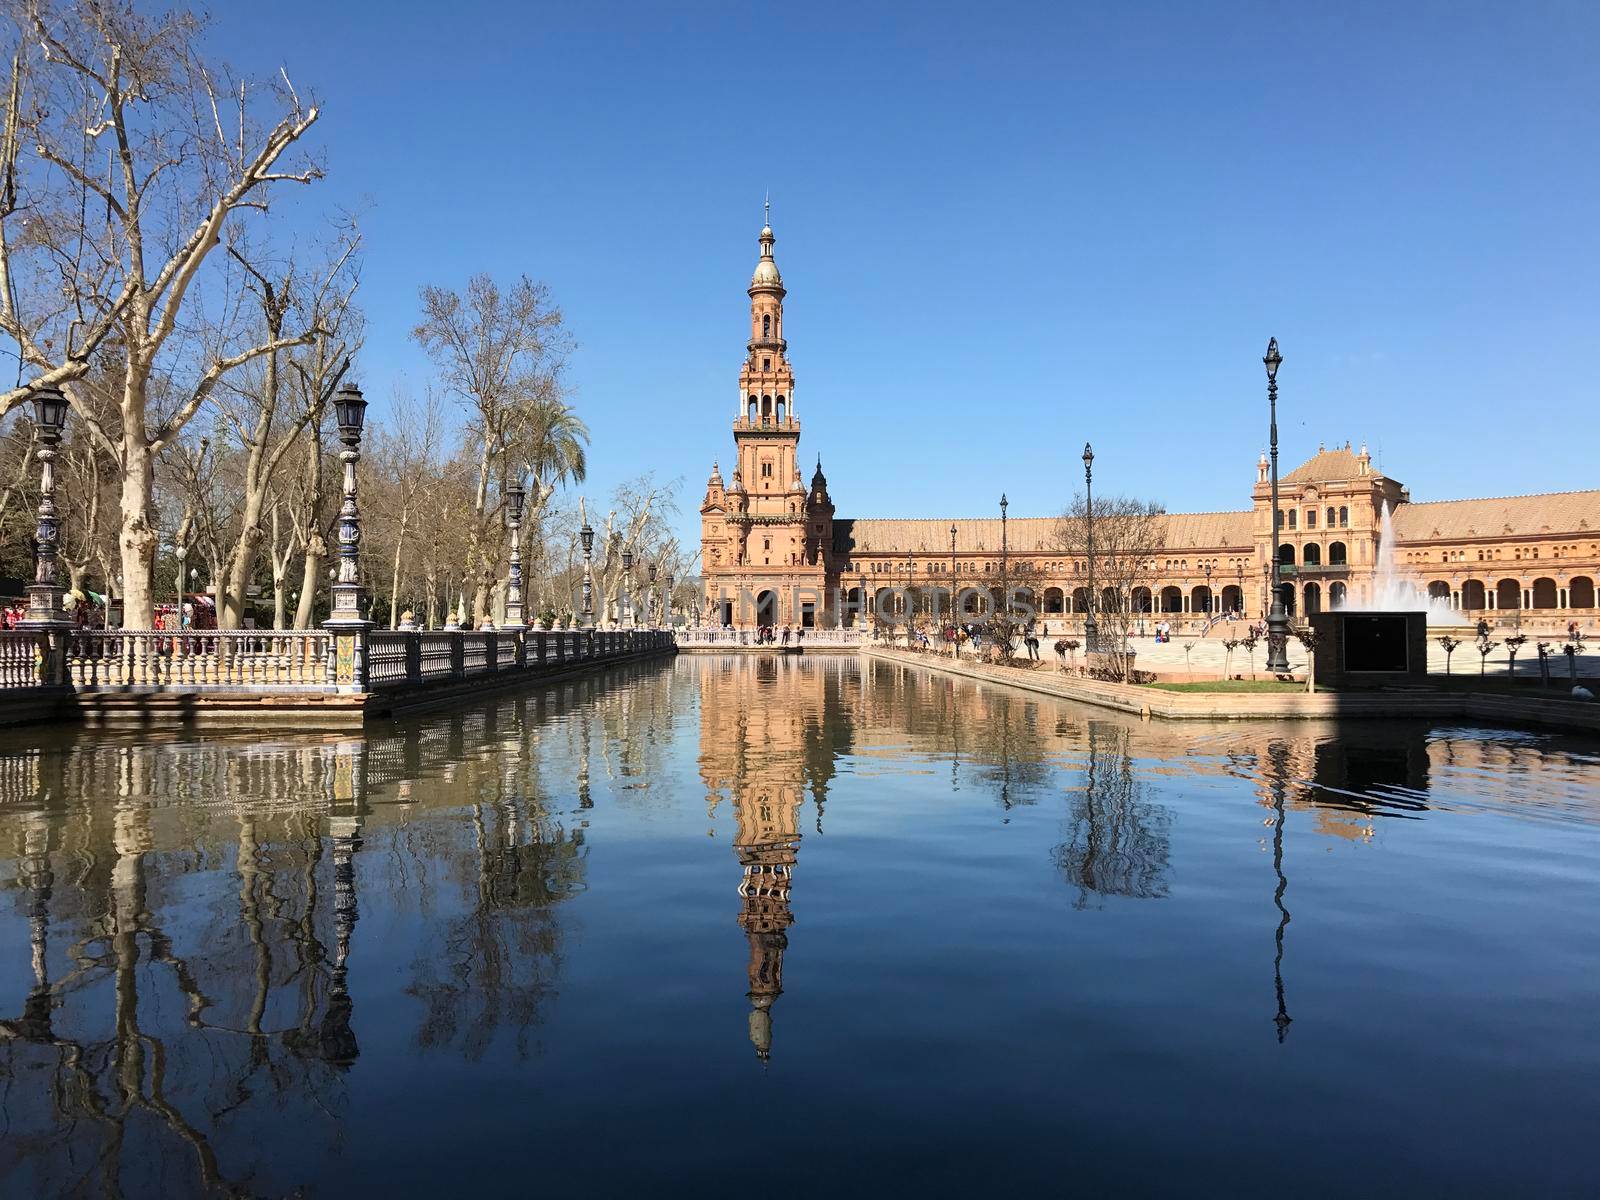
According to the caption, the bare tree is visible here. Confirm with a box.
[412,274,577,623]
[363,385,447,627]
[1053,494,1166,680]
[212,230,358,627]
[6,2,329,627]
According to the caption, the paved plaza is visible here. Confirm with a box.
[972,630,1599,681]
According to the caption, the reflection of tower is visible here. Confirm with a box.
[736,786,799,1062]
[698,656,846,1062]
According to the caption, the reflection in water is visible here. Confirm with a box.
[1054,721,1172,906]
[1268,740,1293,1043]
[0,656,1596,1193]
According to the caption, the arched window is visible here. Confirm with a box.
[1303,543,1322,566]
[1278,543,1296,566]
[1276,509,1286,533]
[761,395,772,419]
[762,313,771,339]
[748,397,758,422]
[1328,541,1347,565]
[1288,510,1297,530]
[775,396,786,421]
[1339,506,1349,528]
[1326,506,1336,527]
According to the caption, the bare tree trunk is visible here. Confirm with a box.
[118,424,158,628]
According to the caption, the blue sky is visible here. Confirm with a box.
[213,1,1597,551]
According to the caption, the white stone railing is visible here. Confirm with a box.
[64,629,333,689]
[0,626,676,694]
[0,630,50,688]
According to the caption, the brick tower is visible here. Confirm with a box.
[701,207,833,627]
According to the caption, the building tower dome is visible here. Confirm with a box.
[749,201,785,294]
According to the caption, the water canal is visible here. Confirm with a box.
[1,654,1597,1195]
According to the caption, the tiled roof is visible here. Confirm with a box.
[1282,447,1368,483]
[1390,491,1600,542]
[833,510,1255,556]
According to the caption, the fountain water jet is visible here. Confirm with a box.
[1333,501,1460,626]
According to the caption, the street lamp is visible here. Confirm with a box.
[328,381,369,627]
[949,523,958,655]
[621,548,635,628]
[1204,563,1213,619]
[663,569,674,630]
[174,543,188,618]
[999,494,1009,624]
[504,478,526,628]
[1083,443,1098,652]
[1263,339,1290,673]
[580,522,595,631]
[20,386,68,628]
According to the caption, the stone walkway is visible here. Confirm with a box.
[998,633,1598,680]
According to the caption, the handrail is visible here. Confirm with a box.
[0,626,675,694]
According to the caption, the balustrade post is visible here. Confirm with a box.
[451,632,465,680]
[485,631,499,675]
[406,630,421,685]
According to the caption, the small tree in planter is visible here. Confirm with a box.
[1222,637,1240,680]
[988,614,1020,665]
[1437,635,1460,676]
[1295,628,1323,693]
[1183,640,1197,681]
[1059,638,1080,673]
[1562,630,1587,685]
[1504,633,1528,680]
[1241,630,1260,681]
[1476,633,1498,676]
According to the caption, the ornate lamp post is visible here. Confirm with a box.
[999,494,1009,624]
[327,382,369,626]
[1263,339,1290,673]
[503,479,526,628]
[580,522,595,632]
[1083,443,1098,652]
[1204,563,1213,618]
[647,562,658,627]
[20,386,69,628]
[621,548,635,628]
[663,569,674,630]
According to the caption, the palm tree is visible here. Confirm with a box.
[517,397,589,602]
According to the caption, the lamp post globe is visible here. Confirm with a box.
[1263,338,1291,673]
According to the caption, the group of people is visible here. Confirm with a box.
[752,625,803,645]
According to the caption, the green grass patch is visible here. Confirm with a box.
[1147,679,1315,693]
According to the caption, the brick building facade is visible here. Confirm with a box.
[701,219,1600,631]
